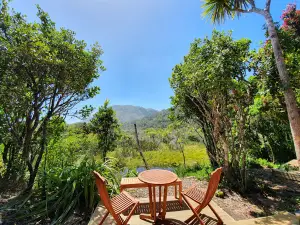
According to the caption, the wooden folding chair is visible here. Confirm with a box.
[181,167,223,225]
[93,171,139,225]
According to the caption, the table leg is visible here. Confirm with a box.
[148,185,153,217]
[140,185,154,221]
[152,185,156,222]
[159,186,162,214]
[162,184,168,219]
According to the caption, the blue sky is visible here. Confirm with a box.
[9,0,295,122]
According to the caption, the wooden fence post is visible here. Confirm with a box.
[134,123,149,170]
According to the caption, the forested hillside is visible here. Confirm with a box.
[121,109,171,131]
[112,105,158,123]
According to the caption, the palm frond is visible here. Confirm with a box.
[202,0,250,24]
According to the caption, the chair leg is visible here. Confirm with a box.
[98,211,109,225]
[182,195,205,225]
[123,202,139,225]
[190,216,200,225]
[208,203,224,225]
[179,183,183,205]
[175,184,178,199]
[185,214,196,224]
[153,185,156,221]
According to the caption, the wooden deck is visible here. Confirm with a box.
[88,196,299,225]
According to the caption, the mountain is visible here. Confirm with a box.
[112,105,159,123]
[121,109,171,131]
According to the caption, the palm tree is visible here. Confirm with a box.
[202,0,300,167]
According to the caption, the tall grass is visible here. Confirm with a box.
[1,157,119,224]
[107,144,209,169]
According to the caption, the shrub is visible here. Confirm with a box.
[247,158,280,169]
[2,158,120,224]
[174,163,213,180]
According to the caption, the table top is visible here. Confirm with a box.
[138,169,178,185]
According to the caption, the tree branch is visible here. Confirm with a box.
[235,8,254,13]
[265,0,271,12]
[248,0,256,8]
[236,6,265,16]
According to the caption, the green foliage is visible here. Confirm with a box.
[124,169,138,177]
[201,0,300,170]
[47,125,98,168]
[202,0,249,24]
[2,158,119,224]
[0,0,104,187]
[111,144,209,169]
[248,6,300,163]
[170,30,254,192]
[90,100,121,160]
[174,163,213,180]
[115,132,138,157]
[248,158,280,169]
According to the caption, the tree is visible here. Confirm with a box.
[165,122,190,168]
[0,0,104,190]
[202,0,300,167]
[90,100,120,160]
[170,31,255,191]
[248,5,300,163]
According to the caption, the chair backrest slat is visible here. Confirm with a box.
[93,171,116,218]
[200,167,222,209]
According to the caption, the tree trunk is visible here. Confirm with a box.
[134,124,149,170]
[4,146,16,180]
[181,149,186,169]
[220,135,229,170]
[264,12,300,167]
[25,120,48,192]
[2,143,10,165]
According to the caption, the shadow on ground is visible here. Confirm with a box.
[125,200,190,216]
[153,215,219,225]
[246,169,300,216]
[124,201,219,225]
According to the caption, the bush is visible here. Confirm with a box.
[174,163,213,180]
[248,158,280,169]
[2,158,120,224]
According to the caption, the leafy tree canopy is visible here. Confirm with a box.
[0,0,105,189]
[90,100,120,160]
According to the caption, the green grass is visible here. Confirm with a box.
[106,144,210,169]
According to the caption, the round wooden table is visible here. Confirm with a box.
[138,169,178,222]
